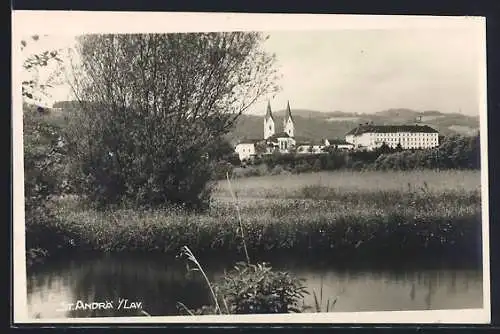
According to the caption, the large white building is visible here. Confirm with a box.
[345,123,439,151]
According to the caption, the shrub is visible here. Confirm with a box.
[23,110,74,264]
[214,262,308,314]
[67,33,279,211]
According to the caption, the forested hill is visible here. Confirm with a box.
[228,108,480,143]
[50,102,480,143]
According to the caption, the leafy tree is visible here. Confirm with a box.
[21,35,63,104]
[21,35,72,264]
[376,142,393,154]
[255,140,268,155]
[67,33,280,209]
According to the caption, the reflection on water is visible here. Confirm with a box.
[26,254,483,318]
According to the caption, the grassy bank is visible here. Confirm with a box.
[26,171,483,265]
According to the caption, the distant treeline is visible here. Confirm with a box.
[217,134,480,178]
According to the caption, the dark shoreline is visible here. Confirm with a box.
[27,246,483,274]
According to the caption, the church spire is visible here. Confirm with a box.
[264,100,275,140]
[283,100,295,138]
[284,100,294,123]
[265,100,274,121]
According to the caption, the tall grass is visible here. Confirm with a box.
[225,172,250,264]
[175,173,308,316]
[212,170,480,199]
[311,276,338,313]
[28,170,482,263]
[177,245,223,315]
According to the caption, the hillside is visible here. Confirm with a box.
[230,108,480,142]
[49,101,480,142]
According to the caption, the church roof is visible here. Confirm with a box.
[267,132,292,140]
[284,101,294,123]
[265,101,274,122]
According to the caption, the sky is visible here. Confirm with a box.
[21,28,483,116]
[255,29,483,116]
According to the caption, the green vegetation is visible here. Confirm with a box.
[65,33,278,210]
[26,170,481,264]
[22,33,483,317]
[175,247,309,315]
[227,134,480,178]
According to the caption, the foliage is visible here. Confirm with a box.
[66,32,279,210]
[372,135,480,171]
[236,134,480,176]
[177,246,223,314]
[23,112,77,260]
[21,35,63,103]
[21,35,68,266]
[176,175,308,316]
[35,171,481,264]
[25,248,49,268]
[214,262,308,314]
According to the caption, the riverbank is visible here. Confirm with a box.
[25,171,483,267]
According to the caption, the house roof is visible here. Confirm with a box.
[346,124,439,136]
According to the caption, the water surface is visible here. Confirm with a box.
[26,254,483,318]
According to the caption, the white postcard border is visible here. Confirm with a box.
[11,11,490,324]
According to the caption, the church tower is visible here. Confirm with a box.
[264,101,275,139]
[283,101,295,138]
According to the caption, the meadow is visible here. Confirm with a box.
[29,170,483,266]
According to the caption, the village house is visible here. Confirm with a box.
[234,140,259,161]
[323,138,354,151]
[345,123,439,151]
[295,139,325,154]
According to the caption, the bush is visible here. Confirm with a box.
[23,110,73,264]
[67,33,278,211]
[214,262,308,314]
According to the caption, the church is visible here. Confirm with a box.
[235,101,297,161]
[264,101,296,152]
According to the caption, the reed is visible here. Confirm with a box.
[28,171,482,263]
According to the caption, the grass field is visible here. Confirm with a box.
[28,170,483,265]
[212,170,481,199]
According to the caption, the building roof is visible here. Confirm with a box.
[327,138,352,145]
[267,132,292,140]
[284,101,294,123]
[346,124,439,136]
[265,101,274,122]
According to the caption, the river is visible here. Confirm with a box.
[26,253,483,319]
